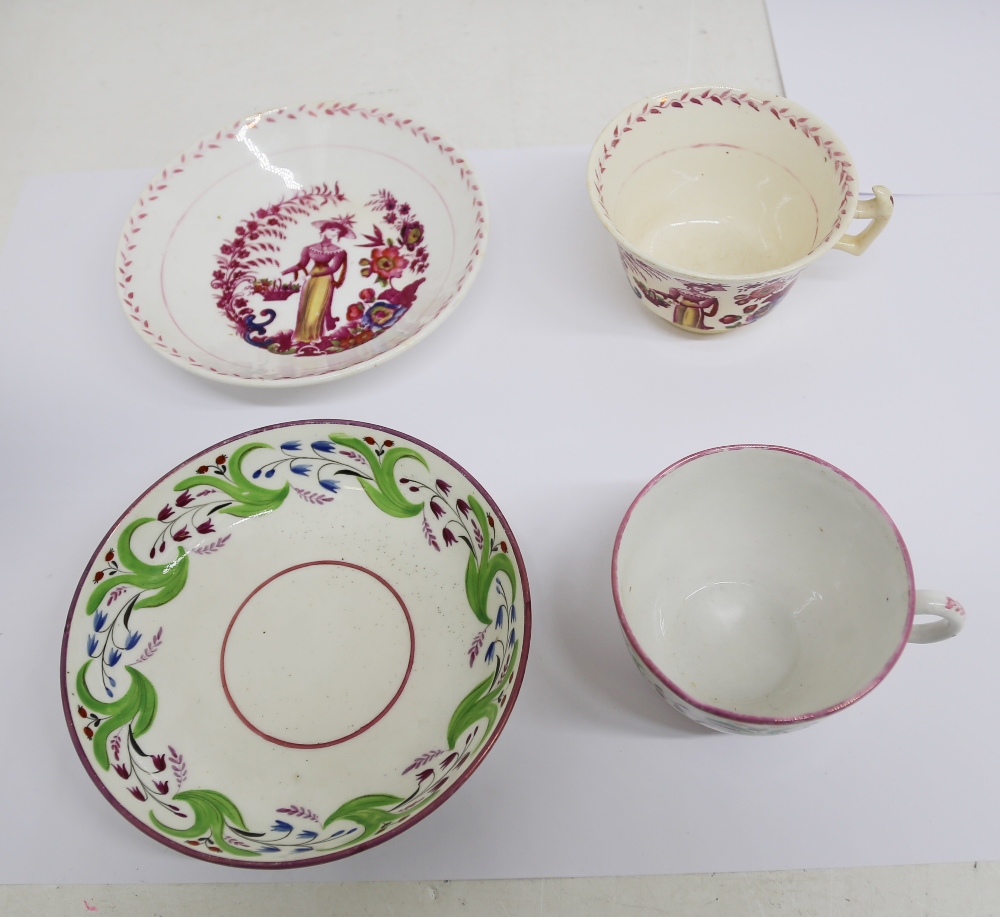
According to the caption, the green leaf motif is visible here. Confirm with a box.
[446,640,520,750]
[173,442,289,519]
[150,789,259,857]
[322,793,406,843]
[75,661,158,770]
[463,495,518,625]
[72,431,524,862]
[328,434,426,518]
[86,518,189,615]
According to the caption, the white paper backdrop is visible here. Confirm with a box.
[766,0,1000,194]
[0,149,996,883]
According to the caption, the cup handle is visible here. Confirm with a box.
[834,185,894,255]
[908,590,965,644]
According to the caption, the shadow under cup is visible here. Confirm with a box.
[613,447,913,725]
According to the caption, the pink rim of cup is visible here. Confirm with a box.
[611,445,964,730]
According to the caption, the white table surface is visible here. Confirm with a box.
[4,146,1000,878]
[2,1,997,914]
[767,0,1000,195]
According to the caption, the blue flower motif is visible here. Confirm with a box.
[484,642,496,664]
[297,830,318,841]
[252,469,262,479]
[509,629,516,647]
[265,468,276,478]
[311,441,337,454]
[105,687,113,698]
[124,631,142,650]
[290,462,311,476]
[281,441,302,451]
[293,847,313,853]
[93,610,107,632]
[271,819,293,834]
[510,604,516,622]
[108,648,122,667]
[258,845,281,853]
[495,607,504,629]
[318,478,340,493]
[108,676,116,688]
[86,634,99,656]
[363,301,407,330]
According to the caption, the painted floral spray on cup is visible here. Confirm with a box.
[587,87,893,332]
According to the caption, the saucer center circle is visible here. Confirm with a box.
[221,561,414,748]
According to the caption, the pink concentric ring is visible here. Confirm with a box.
[220,560,416,749]
[611,444,915,727]
[115,102,488,387]
[60,420,531,869]
[586,87,860,284]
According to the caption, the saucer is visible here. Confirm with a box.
[116,104,487,385]
[61,421,529,867]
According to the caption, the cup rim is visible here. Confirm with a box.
[611,444,916,726]
[586,87,861,284]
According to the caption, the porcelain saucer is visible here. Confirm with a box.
[61,421,529,867]
[116,104,487,385]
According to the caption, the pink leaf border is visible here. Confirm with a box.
[116,102,486,381]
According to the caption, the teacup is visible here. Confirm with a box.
[612,445,964,735]
[587,87,893,333]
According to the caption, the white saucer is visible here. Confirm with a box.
[61,421,529,867]
[116,104,487,385]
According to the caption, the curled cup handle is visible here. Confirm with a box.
[834,185,894,256]
[908,590,965,644]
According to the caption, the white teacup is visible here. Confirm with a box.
[612,446,964,735]
[587,87,893,333]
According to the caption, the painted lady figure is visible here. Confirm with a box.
[636,280,720,331]
[281,216,356,343]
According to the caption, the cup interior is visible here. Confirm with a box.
[592,90,856,276]
[614,447,912,721]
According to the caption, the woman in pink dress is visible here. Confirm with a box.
[282,216,356,343]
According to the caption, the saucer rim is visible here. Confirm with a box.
[115,102,489,388]
[60,418,531,868]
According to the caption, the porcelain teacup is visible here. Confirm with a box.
[587,87,893,333]
[612,445,964,735]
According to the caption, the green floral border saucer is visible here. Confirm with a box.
[60,421,530,868]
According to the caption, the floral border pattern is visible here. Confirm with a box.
[116,103,486,381]
[592,88,855,245]
[63,425,527,867]
[625,259,799,332]
[211,185,429,356]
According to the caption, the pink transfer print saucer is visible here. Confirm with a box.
[61,421,529,867]
[116,104,487,386]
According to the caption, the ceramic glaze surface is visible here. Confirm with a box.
[617,447,909,719]
[220,561,414,748]
[61,422,529,867]
[587,88,893,333]
[117,104,487,385]
[614,146,825,275]
[613,446,963,733]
